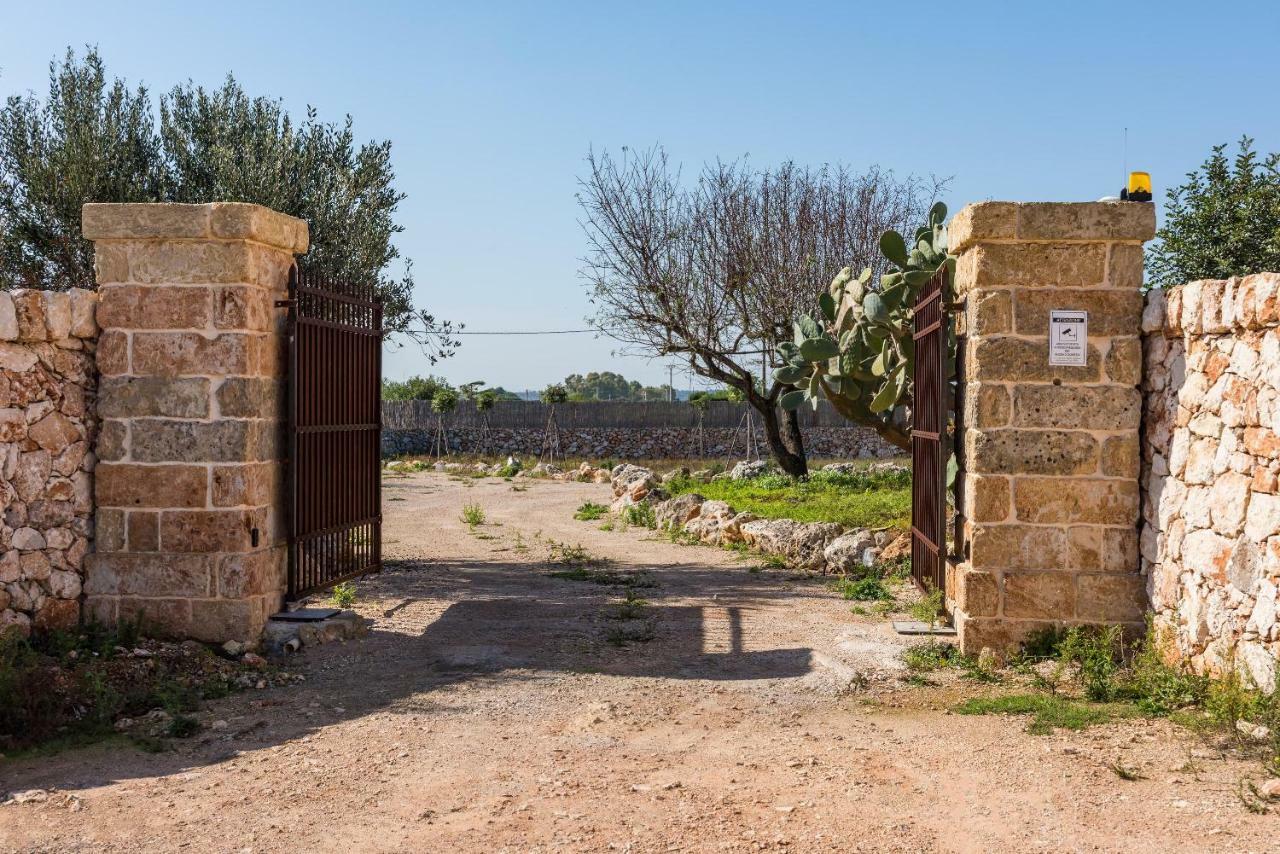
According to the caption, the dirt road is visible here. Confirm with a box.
[1,473,1275,852]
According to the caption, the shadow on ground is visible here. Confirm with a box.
[4,555,821,794]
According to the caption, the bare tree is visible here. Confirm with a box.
[578,146,945,476]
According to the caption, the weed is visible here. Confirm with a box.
[510,484,528,492]
[1106,761,1145,781]
[1058,625,1125,702]
[1239,779,1272,814]
[598,520,615,532]
[512,532,528,552]
[953,694,1129,735]
[548,566,656,588]
[902,640,959,672]
[830,575,893,602]
[574,502,609,521]
[624,502,657,529]
[610,590,649,621]
[461,502,486,527]
[388,496,406,501]
[667,527,701,546]
[908,581,945,630]
[546,541,599,566]
[759,553,788,569]
[330,581,357,609]
[605,621,656,646]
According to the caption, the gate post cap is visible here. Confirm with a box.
[83,202,309,254]
[949,201,1156,253]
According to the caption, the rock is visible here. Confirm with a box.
[730,460,770,480]
[242,652,267,668]
[1259,778,1280,800]
[655,493,704,530]
[611,464,660,506]
[11,527,45,550]
[822,530,877,573]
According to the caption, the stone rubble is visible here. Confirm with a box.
[615,464,907,574]
[0,288,98,636]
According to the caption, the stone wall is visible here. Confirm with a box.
[949,201,1155,653]
[381,425,898,461]
[0,288,98,636]
[1141,274,1280,690]
[82,203,306,643]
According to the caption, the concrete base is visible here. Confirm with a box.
[262,609,369,655]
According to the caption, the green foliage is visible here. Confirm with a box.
[908,581,945,629]
[0,48,455,355]
[574,501,609,521]
[330,581,357,609]
[1148,137,1280,288]
[430,387,459,415]
[562,371,672,401]
[831,575,892,602]
[475,390,498,412]
[381,375,453,402]
[1057,625,1126,702]
[902,640,961,672]
[954,694,1130,735]
[774,203,955,450]
[665,467,911,529]
[165,714,201,739]
[623,502,657,529]
[461,502,485,527]
[540,383,569,405]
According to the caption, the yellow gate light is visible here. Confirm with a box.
[1122,171,1152,202]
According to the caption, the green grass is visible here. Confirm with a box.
[665,468,910,529]
[830,575,893,601]
[953,693,1136,734]
[574,501,609,521]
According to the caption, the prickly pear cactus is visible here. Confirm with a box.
[773,202,956,450]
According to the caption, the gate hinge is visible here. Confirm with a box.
[275,299,296,308]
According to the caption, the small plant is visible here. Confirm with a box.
[598,520,615,532]
[902,640,959,672]
[1058,625,1125,702]
[611,590,649,621]
[908,581,945,629]
[547,540,596,566]
[1106,761,1145,781]
[953,694,1126,735]
[513,532,528,552]
[831,574,892,602]
[623,502,656,529]
[574,502,609,521]
[330,581,357,609]
[461,502,486,528]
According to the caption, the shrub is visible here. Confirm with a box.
[623,502,656,529]
[831,575,892,602]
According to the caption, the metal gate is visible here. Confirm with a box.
[284,266,383,599]
[910,267,949,594]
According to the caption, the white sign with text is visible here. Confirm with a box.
[1049,310,1088,366]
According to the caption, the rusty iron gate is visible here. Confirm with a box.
[910,267,949,594]
[284,266,383,599]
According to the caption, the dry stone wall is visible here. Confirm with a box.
[381,425,897,461]
[1141,274,1280,690]
[0,288,98,636]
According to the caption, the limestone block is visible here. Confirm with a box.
[96,463,208,509]
[1003,572,1076,619]
[1077,574,1145,622]
[97,284,211,329]
[1012,477,1138,525]
[130,332,252,377]
[1012,385,1139,431]
[967,428,1100,476]
[42,292,72,340]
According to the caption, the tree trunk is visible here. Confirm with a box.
[758,403,808,477]
[781,408,808,476]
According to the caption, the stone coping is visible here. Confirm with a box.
[82,203,309,254]
[1142,273,1280,337]
[949,202,1156,252]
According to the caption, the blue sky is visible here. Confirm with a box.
[3,1,1278,390]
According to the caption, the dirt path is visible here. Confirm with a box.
[2,473,1276,852]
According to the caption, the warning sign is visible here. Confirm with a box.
[1049,310,1087,366]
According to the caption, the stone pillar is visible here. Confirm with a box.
[82,203,308,643]
[949,202,1156,653]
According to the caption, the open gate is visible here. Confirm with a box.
[910,267,949,595]
[283,267,383,599]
